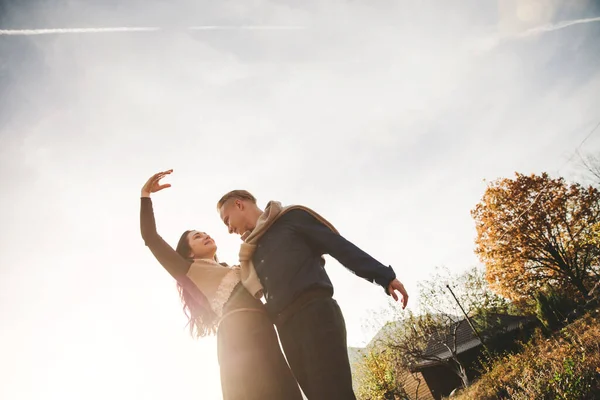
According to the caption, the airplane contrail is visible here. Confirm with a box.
[0,17,596,37]
[0,26,307,35]
[0,27,160,35]
[188,25,306,30]
[516,16,600,37]
[472,16,600,52]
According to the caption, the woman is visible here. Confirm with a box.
[139,169,302,400]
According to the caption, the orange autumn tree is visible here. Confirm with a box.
[472,173,600,303]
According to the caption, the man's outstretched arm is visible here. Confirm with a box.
[289,209,409,308]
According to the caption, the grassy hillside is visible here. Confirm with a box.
[452,308,600,400]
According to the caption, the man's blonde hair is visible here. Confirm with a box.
[217,190,257,210]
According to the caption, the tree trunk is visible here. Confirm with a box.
[415,377,421,399]
[452,358,470,388]
[569,274,590,300]
[458,362,470,389]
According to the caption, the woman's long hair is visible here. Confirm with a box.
[175,230,219,337]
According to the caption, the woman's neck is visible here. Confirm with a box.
[194,255,217,263]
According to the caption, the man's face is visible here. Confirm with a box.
[219,200,248,235]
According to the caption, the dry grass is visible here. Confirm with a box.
[452,308,600,400]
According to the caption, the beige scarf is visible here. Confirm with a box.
[239,201,339,298]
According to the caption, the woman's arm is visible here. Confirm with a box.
[140,170,191,279]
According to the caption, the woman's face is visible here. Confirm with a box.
[186,230,217,259]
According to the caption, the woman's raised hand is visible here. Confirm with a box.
[141,169,173,197]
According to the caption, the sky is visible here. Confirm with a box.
[1,0,600,399]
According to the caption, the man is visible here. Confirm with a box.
[217,190,409,400]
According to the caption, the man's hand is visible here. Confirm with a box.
[388,279,408,309]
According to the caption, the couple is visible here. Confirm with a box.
[139,169,409,400]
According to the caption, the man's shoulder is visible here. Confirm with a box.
[263,207,312,230]
[280,206,313,221]
[258,208,307,240]
[277,206,333,229]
